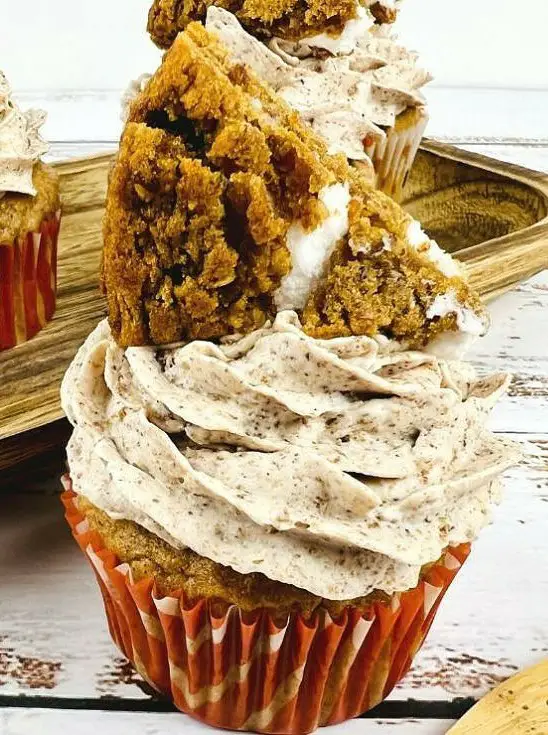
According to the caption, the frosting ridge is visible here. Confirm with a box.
[62,312,519,601]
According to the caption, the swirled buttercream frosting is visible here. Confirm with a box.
[0,71,49,197]
[62,312,519,600]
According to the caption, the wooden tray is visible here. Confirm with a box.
[1,139,547,470]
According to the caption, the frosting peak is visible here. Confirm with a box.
[62,312,519,601]
[0,71,49,197]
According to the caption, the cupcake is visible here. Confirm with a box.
[61,24,519,735]
[0,72,61,350]
[146,1,430,200]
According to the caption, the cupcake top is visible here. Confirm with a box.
[207,7,430,162]
[144,1,430,165]
[61,311,519,601]
[0,71,59,243]
[0,71,49,198]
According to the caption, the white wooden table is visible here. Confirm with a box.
[1,140,547,735]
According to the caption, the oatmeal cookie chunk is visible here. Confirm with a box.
[103,22,484,349]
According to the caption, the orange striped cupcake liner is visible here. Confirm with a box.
[62,478,470,734]
[0,210,61,350]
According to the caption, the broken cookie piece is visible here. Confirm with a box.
[103,21,484,351]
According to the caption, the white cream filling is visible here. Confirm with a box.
[425,332,481,361]
[406,220,462,278]
[426,291,485,336]
[274,183,351,311]
[406,221,488,357]
[282,6,375,56]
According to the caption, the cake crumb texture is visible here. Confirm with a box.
[0,163,60,244]
[103,21,342,346]
[302,173,483,345]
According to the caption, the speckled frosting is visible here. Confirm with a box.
[62,311,519,601]
[0,71,48,197]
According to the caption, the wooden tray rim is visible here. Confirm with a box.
[420,139,548,257]
[52,138,548,268]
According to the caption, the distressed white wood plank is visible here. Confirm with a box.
[0,490,148,699]
[20,91,121,143]
[21,88,548,144]
[478,271,548,367]
[470,272,548,434]
[424,88,548,144]
[45,142,117,163]
[0,710,455,735]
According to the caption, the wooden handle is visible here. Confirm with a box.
[447,659,548,734]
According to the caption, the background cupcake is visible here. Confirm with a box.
[0,71,61,350]
[147,0,430,200]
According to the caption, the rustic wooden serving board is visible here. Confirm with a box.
[1,140,547,469]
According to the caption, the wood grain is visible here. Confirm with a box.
[1,143,547,462]
[447,660,548,734]
[404,141,548,297]
[0,421,70,474]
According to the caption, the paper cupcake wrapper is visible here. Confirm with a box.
[0,210,61,350]
[62,480,470,734]
[364,108,429,202]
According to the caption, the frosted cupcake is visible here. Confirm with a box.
[146,0,430,200]
[62,25,518,735]
[0,72,61,349]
